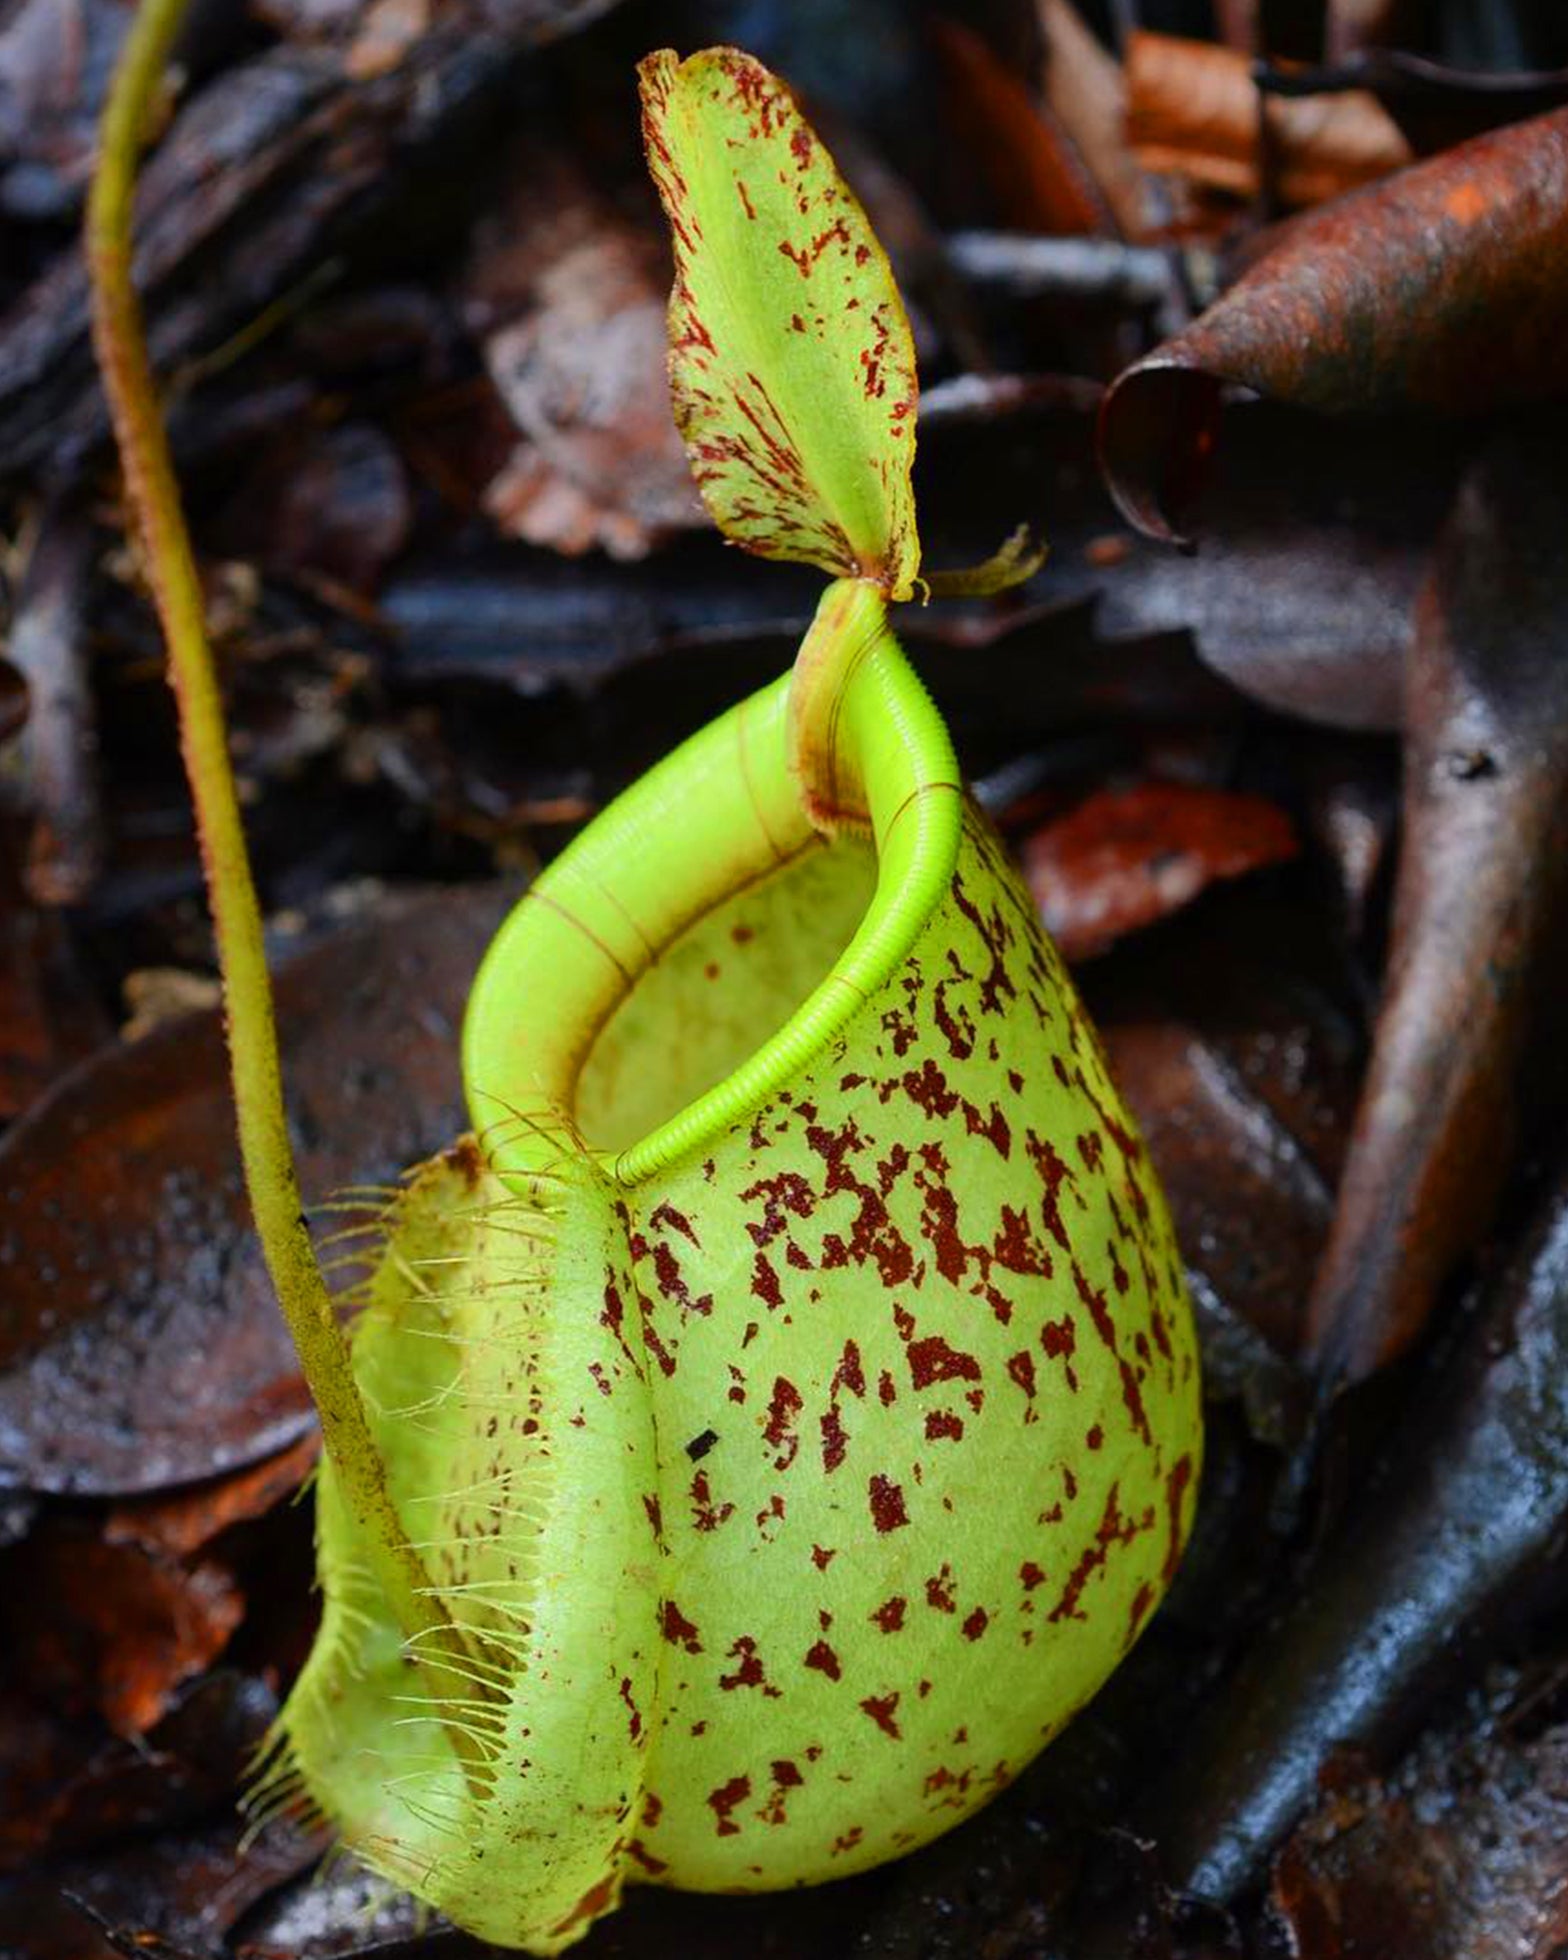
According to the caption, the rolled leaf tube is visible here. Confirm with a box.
[265,586,1203,1951]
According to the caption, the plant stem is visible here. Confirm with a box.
[86,0,468,1701]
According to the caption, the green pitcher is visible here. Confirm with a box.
[94,35,1203,1957]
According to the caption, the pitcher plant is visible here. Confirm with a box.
[88,20,1202,1954]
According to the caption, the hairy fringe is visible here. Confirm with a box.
[254,1121,584,1887]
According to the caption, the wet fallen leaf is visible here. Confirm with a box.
[1307,429,1568,1385]
[0,882,513,1496]
[1098,106,1568,541]
[0,1805,321,1959]
[1085,882,1361,1358]
[6,1525,245,1738]
[227,1859,435,1957]
[1023,780,1298,962]
[240,1857,900,1959]
[1135,1145,1568,1902]
[1270,1696,1568,1958]
[104,1429,321,1561]
[0,1668,281,1873]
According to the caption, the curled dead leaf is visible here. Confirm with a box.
[1099,106,1568,541]
[466,155,705,560]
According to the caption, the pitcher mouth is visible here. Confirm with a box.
[461,591,960,1192]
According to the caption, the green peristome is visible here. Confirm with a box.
[639,47,921,597]
[266,588,1203,1952]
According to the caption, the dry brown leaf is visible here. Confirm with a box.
[935,16,1114,236]
[1126,30,1414,209]
[1325,0,1417,61]
[464,154,704,560]
[1036,0,1160,238]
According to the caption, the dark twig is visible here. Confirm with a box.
[945,230,1196,334]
